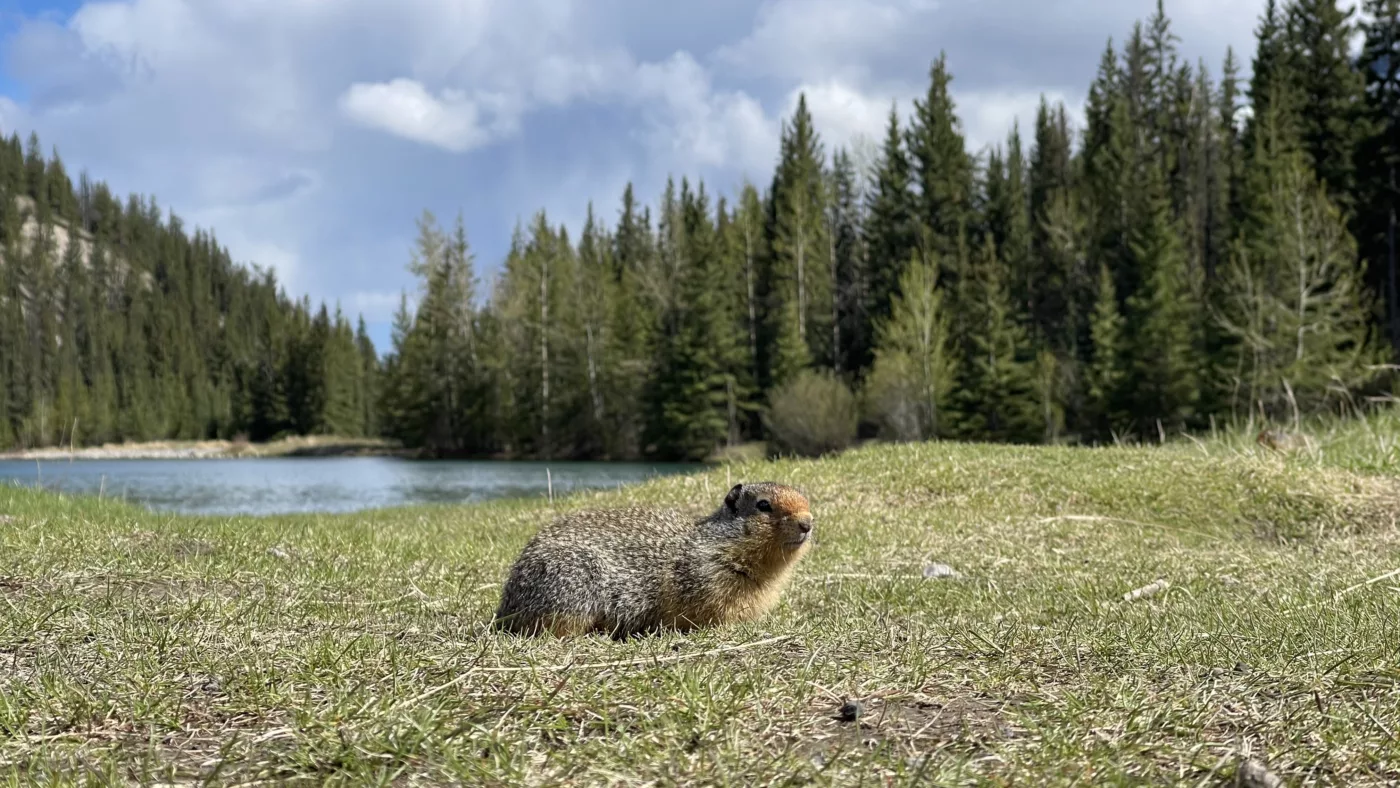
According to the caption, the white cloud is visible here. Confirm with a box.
[958,89,1084,154]
[782,80,909,155]
[229,239,303,294]
[0,97,26,133]
[186,157,319,209]
[716,0,939,84]
[341,79,498,153]
[345,290,409,322]
[630,52,778,178]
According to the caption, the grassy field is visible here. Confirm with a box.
[2,426,1399,785]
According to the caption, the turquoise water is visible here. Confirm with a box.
[0,457,702,516]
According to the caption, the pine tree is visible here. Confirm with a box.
[574,203,615,456]
[1083,41,1135,295]
[952,235,1040,442]
[319,306,363,436]
[1085,263,1128,439]
[1029,99,1079,352]
[380,290,423,445]
[642,180,732,460]
[864,105,919,331]
[1357,0,1400,349]
[492,212,572,458]
[906,54,975,277]
[1124,164,1199,439]
[23,133,46,218]
[608,182,657,456]
[767,95,832,380]
[1121,24,1152,158]
[1245,0,1298,163]
[378,210,491,454]
[1283,0,1370,207]
[1213,49,1244,279]
[45,149,78,224]
[732,183,767,396]
[354,316,380,437]
[828,149,868,376]
[985,125,1034,322]
[715,190,765,443]
[53,225,89,442]
[1217,135,1381,420]
[864,249,955,440]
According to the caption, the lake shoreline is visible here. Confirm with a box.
[0,436,408,462]
[0,437,769,463]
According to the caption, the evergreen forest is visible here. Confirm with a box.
[3,0,1400,461]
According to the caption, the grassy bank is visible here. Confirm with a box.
[1,434,1399,785]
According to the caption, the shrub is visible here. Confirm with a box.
[860,350,925,442]
[764,369,859,458]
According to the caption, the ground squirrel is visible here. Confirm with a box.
[1256,428,1296,452]
[493,481,815,638]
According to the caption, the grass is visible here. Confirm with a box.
[2,431,1399,785]
[1182,405,1400,476]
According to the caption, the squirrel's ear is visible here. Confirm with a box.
[725,483,744,512]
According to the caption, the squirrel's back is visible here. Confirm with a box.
[493,482,815,637]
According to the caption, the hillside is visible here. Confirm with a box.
[2,436,1397,784]
[0,131,378,450]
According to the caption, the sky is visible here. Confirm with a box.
[0,0,1272,353]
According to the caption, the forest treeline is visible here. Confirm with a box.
[380,0,1400,459]
[3,0,1399,460]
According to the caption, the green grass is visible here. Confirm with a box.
[1182,405,1400,476]
[2,434,1400,785]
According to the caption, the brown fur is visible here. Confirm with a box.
[1257,428,1297,452]
[493,481,814,638]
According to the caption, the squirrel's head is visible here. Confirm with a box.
[723,481,814,549]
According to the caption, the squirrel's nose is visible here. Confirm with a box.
[794,512,813,533]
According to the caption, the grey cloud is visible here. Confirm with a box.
[4,18,127,110]
[248,171,316,205]
[723,0,1260,100]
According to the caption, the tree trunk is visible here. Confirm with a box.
[584,321,603,425]
[829,205,841,373]
[1388,165,1398,351]
[744,220,759,377]
[539,255,550,459]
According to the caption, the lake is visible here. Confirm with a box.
[0,457,704,516]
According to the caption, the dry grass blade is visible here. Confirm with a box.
[1122,578,1170,602]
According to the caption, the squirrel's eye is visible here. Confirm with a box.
[756,500,772,512]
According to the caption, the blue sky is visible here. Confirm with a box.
[0,0,1268,353]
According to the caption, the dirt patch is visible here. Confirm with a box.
[801,689,1019,767]
[114,531,219,560]
[169,538,218,560]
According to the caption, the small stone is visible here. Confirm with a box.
[1236,758,1284,788]
[922,563,961,579]
[837,699,864,722]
